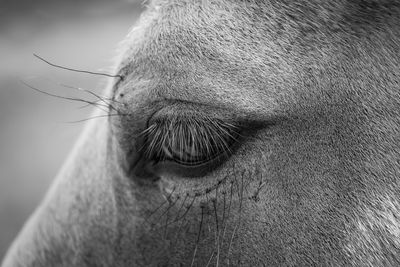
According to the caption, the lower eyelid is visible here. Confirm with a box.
[148,150,232,178]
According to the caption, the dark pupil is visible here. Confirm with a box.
[143,117,237,166]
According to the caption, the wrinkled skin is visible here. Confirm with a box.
[2,0,400,266]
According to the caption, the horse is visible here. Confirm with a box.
[2,0,400,266]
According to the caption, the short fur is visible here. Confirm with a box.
[2,0,400,266]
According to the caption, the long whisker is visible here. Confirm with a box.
[169,194,197,224]
[169,194,190,255]
[22,75,121,113]
[221,180,234,244]
[34,53,123,80]
[20,79,110,112]
[58,82,121,111]
[77,100,102,110]
[190,205,204,267]
[173,193,189,222]
[213,196,221,267]
[59,82,119,102]
[143,186,177,226]
[227,171,245,265]
[205,251,215,267]
[64,113,128,123]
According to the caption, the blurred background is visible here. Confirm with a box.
[0,0,142,259]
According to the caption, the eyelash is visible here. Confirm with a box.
[140,116,239,166]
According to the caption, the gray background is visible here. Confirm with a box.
[0,0,142,259]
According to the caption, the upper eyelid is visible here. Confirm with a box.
[141,116,240,163]
[112,73,277,124]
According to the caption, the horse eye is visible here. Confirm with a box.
[141,117,239,167]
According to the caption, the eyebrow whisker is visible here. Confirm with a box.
[63,113,128,124]
[33,53,124,80]
[24,75,122,111]
[20,79,110,112]
[57,82,120,112]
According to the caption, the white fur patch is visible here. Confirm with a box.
[345,194,400,266]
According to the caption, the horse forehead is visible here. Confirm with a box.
[123,0,400,56]
[142,0,400,37]
[121,1,339,68]
[122,3,272,72]
[117,0,399,112]
[118,2,312,110]
[120,0,398,80]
